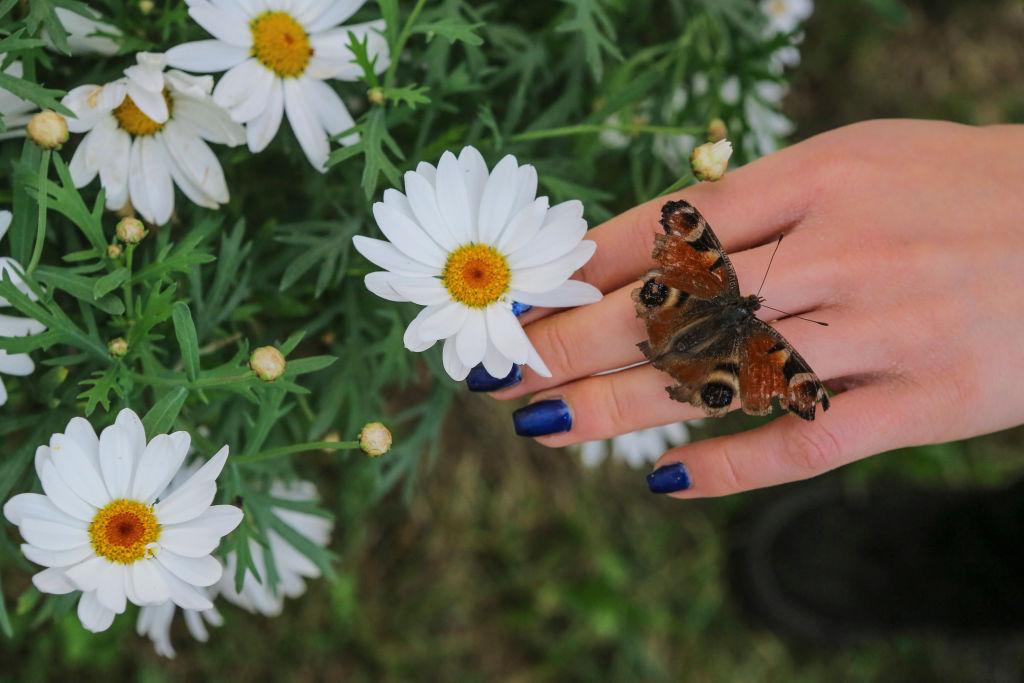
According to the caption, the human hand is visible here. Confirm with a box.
[484,120,1024,497]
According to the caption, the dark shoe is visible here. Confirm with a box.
[728,475,1024,642]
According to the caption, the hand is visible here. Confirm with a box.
[488,119,1024,498]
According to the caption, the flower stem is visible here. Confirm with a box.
[123,243,136,318]
[234,440,361,466]
[26,149,51,275]
[384,0,429,88]
[510,123,705,143]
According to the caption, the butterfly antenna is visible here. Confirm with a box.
[759,304,829,326]
[756,234,784,298]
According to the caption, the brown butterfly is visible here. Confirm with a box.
[632,200,829,421]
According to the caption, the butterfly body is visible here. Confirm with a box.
[633,200,829,421]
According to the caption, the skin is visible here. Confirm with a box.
[491,119,1024,498]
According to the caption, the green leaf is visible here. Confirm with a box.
[284,355,337,377]
[556,0,624,82]
[142,387,189,437]
[172,302,201,381]
[0,68,71,117]
[382,84,431,109]
[413,18,484,46]
[35,266,125,315]
[0,572,12,638]
[92,268,129,300]
[78,368,122,415]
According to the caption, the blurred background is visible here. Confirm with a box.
[4,0,1024,680]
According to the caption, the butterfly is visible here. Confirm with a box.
[632,200,829,421]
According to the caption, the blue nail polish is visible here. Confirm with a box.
[511,302,533,317]
[513,399,572,437]
[466,364,522,392]
[647,463,692,494]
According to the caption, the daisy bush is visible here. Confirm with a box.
[0,0,812,657]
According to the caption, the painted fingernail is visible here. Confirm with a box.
[647,463,692,494]
[513,399,572,437]
[466,364,522,392]
[511,302,533,317]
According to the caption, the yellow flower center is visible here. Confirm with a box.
[442,244,511,308]
[113,92,171,137]
[88,499,160,564]
[251,11,313,78]
[768,0,788,17]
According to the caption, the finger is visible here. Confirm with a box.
[520,308,890,447]
[575,142,821,297]
[646,381,918,499]
[496,232,844,400]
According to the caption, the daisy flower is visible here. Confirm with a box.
[219,480,332,616]
[0,63,38,139]
[2,409,243,633]
[743,81,795,157]
[137,590,223,658]
[165,0,389,171]
[760,0,814,35]
[354,146,603,381]
[0,210,45,407]
[62,52,245,225]
[580,423,695,469]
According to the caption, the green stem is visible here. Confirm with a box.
[510,123,704,143]
[384,0,429,88]
[234,440,360,466]
[123,244,135,318]
[26,150,51,275]
[657,171,698,199]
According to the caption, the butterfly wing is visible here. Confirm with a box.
[652,199,740,300]
[739,321,830,421]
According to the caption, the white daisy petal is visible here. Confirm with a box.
[3,493,83,528]
[497,197,549,254]
[442,337,470,381]
[284,78,330,171]
[21,518,89,550]
[98,423,137,500]
[478,155,521,244]
[363,271,407,303]
[48,433,108,508]
[403,171,459,250]
[507,216,588,269]
[509,241,597,293]
[435,151,474,241]
[481,341,514,379]
[22,543,93,568]
[455,309,487,368]
[96,564,128,614]
[305,78,356,144]
[160,505,242,557]
[38,460,95,521]
[403,306,440,352]
[418,301,469,341]
[99,128,131,211]
[166,40,249,73]
[352,236,441,276]
[64,556,108,592]
[387,276,449,306]
[156,551,222,588]
[371,202,446,267]
[131,433,191,503]
[130,560,171,605]
[306,0,364,32]
[509,280,603,308]
[32,567,77,595]
[526,342,553,378]
[161,566,215,610]
[246,76,284,152]
[126,80,169,124]
[188,2,253,47]
[153,446,230,525]
[213,59,273,123]
[0,353,33,376]
[77,591,116,633]
[485,306,530,365]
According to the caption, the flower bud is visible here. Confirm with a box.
[321,431,341,454]
[106,244,123,259]
[249,346,286,381]
[359,422,392,457]
[138,0,155,13]
[367,87,385,106]
[706,118,728,143]
[26,111,69,150]
[108,337,128,357]
[115,217,146,244]
[690,139,733,182]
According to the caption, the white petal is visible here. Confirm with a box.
[64,555,109,591]
[129,560,171,605]
[455,309,486,368]
[126,80,169,124]
[352,236,441,277]
[213,59,273,123]
[159,505,242,557]
[21,518,89,550]
[32,567,76,594]
[509,241,597,293]
[162,124,230,207]
[509,280,603,308]
[402,306,440,352]
[130,136,175,225]
[304,78,356,143]
[371,202,446,267]
[170,92,245,146]
[387,276,449,306]
[38,460,95,521]
[77,591,116,633]
[160,566,215,610]
[507,217,588,269]
[497,197,548,254]
[417,301,469,341]
[0,352,33,375]
[68,126,99,186]
[131,433,191,503]
[435,151,474,242]
[48,433,109,508]
[3,493,83,528]
[153,446,229,525]
[245,77,284,152]
[306,0,364,32]
[525,341,552,378]
[485,306,530,365]
[363,271,407,302]
[98,420,138,500]
[481,341,514,379]
[284,78,329,171]
[96,564,128,614]
[99,128,131,210]
[156,551,222,587]
[477,155,520,244]
[188,2,253,47]
[165,40,248,73]
[403,171,459,250]
[22,543,94,568]
[442,337,470,381]
[0,312,45,337]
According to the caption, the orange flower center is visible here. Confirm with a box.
[89,499,160,564]
[442,244,511,308]
[113,92,171,137]
[251,11,313,77]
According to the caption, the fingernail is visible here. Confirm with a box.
[466,364,522,392]
[513,399,572,437]
[511,302,533,317]
[647,463,692,494]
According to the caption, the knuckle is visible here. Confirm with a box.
[598,377,634,436]
[783,423,843,477]
[536,320,579,379]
